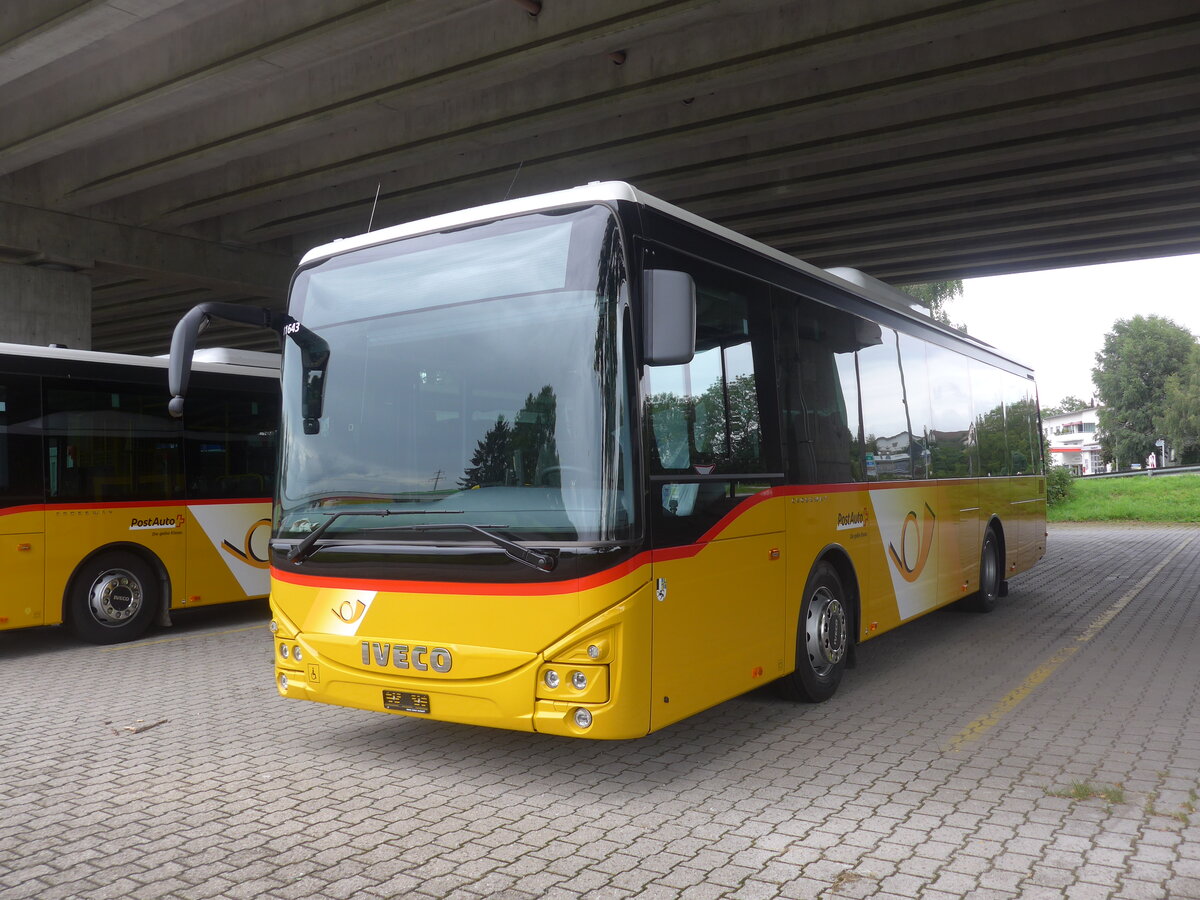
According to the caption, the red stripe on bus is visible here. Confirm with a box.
[268,479,955,593]
[0,497,270,518]
[272,552,655,596]
[0,504,45,517]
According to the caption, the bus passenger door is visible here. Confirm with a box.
[640,243,784,730]
[0,522,45,629]
[0,375,46,628]
[649,481,785,731]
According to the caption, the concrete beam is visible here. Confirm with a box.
[0,201,294,297]
[147,1,1199,237]
[45,0,694,211]
[0,1,190,90]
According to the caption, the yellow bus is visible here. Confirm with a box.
[170,182,1045,738]
[0,343,277,643]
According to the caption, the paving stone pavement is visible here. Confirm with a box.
[2,523,1199,900]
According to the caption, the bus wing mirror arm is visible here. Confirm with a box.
[168,302,283,417]
[643,269,696,366]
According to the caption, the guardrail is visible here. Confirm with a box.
[1083,464,1200,479]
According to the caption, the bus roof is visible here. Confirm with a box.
[0,341,278,379]
[299,181,1031,374]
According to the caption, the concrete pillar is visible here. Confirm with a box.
[0,263,91,350]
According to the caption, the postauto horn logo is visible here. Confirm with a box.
[887,503,936,583]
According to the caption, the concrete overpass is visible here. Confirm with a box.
[1,0,1197,354]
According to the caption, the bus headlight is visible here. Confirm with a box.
[279,643,289,659]
[538,663,606,701]
[269,620,279,634]
[279,673,289,692]
[573,708,593,729]
[293,646,303,662]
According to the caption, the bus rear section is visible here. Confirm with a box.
[0,344,277,643]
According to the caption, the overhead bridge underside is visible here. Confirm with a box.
[0,0,1196,353]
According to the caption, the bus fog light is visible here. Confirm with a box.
[279,673,288,691]
[269,620,279,634]
[573,707,593,729]
[587,644,600,659]
[571,670,588,690]
[279,642,289,658]
[543,669,560,690]
[293,646,303,662]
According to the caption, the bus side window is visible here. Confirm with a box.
[0,377,43,507]
[858,328,912,481]
[970,361,1008,476]
[644,260,774,480]
[773,290,865,484]
[1004,375,1038,475]
[43,381,182,502]
[926,344,976,477]
[897,333,933,481]
[644,248,778,540]
[184,388,277,499]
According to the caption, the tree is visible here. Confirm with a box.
[1154,344,1200,464]
[1092,315,1196,469]
[899,280,965,330]
[459,415,514,488]
[1041,395,1091,417]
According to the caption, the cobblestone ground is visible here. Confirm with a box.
[2,523,1198,899]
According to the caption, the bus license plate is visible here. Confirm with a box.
[382,690,431,714]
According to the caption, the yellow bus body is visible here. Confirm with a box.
[0,499,270,631]
[270,478,1044,739]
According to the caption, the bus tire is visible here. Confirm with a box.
[67,551,159,644]
[778,561,848,703]
[963,527,1001,613]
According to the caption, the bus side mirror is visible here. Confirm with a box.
[168,302,279,417]
[643,269,696,366]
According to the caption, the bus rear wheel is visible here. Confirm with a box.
[963,527,1001,613]
[778,561,849,703]
[68,552,159,644]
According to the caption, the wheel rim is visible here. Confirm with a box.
[87,568,145,626]
[805,586,847,676]
[981,536,998,600]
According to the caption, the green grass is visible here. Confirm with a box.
[1048,473,1200,523]
[1049,781,1125,805]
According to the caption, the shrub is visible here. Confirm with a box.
[1046,465,1074,507]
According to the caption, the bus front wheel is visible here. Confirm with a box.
[68,552,159,644]
[778,561,848,703]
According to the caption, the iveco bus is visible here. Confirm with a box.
[168,182,1044,738]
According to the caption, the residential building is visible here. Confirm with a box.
[1042,406,1104,475]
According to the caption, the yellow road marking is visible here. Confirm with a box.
[946,537,1192,752]
[100,622,264,652]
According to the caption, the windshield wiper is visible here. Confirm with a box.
[392,523,557,573]
[281,508,463,563]
[279,512,556,572]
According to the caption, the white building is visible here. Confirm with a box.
[1042,406,1104,475]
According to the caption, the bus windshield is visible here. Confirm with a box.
[276,205,634,546]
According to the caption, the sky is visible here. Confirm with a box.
[952,252,1200,409]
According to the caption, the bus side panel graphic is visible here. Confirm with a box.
[187,501,272,599]
[869,488,940,621]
